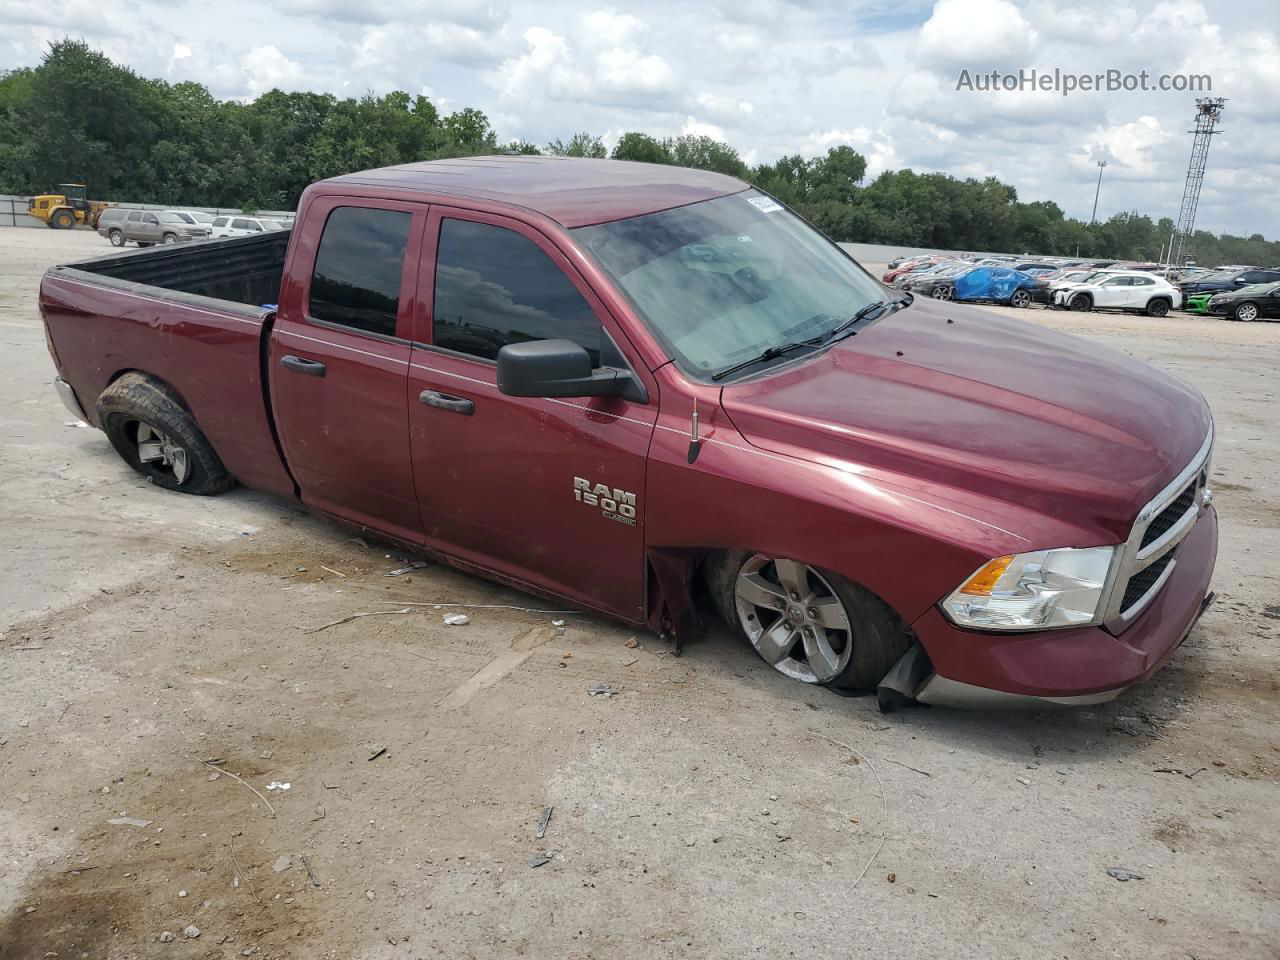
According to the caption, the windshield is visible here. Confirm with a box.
[1198,270,1236,282]
[158,213,185,223]
[574,191,885,377]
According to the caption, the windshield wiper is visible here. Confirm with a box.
[822,293,913,345]
[710,334,826,382]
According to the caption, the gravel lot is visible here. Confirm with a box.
[2,227,1277,959]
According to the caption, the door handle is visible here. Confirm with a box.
[419,389,474,415]
[281,355,326,377]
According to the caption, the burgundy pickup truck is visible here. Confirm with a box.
[39,157,1217,708]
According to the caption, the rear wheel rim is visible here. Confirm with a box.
[1011,290,1030,307]
[734,556,853,684]
[934,286,953,301]
[134,421,190,485]
[1238,304,1258,321]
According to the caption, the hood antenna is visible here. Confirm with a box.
[687,398,702,464]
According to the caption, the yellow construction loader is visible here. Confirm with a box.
[27,184,112,229]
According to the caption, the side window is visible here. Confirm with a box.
[212,217,228,227]
[128,211,142,223]
[308,206,412,337]
[1102,277,1126,286]
[432,218,601,364]
[144,213,158,225]
[1133,276,1153,285]
[231,218,251,230]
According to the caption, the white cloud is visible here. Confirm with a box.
[241,45,306,97]
[918,0,1038,68]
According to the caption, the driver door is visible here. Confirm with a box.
[407,207,658,620]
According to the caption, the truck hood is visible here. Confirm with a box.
[719,296,1211,543]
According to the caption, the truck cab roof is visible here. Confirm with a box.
[319,155,748,228]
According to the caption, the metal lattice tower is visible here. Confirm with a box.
[1171,97,1226,267]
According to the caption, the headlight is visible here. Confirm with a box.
[940,546,1115,631]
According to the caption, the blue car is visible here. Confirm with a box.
[952,267,1038,308]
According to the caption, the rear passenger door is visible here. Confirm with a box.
[269,197,427,543]
[407,207,657,620]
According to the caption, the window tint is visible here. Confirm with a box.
[1132,276,1153,285]
[432,219,600,364]
[128,211,142,223]
[231,218,251,230]
[212,217,228,227]
[308,206,412,337]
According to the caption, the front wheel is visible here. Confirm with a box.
[97,373,235,495]
[1235,302,1259,322]
[52,210,75,229]
[1069,292,1093,311]
[108,229,124,247]
[1009,289,1032,308]
[932,285,954,301]
[162,233,178,244]
[709,552,910,690]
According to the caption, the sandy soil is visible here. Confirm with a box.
[2,228,1277,960]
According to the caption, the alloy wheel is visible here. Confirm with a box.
[933,285,953,301]
[1236,303,1258,321]
[733,555,854,683]
[135,421,190,485]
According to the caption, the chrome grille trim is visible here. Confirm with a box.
[1101,427,1213,628]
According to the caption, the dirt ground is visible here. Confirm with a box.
[2,227,1277,960]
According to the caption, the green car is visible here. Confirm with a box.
[1184,292,1214,314]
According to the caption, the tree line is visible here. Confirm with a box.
[2,39,1275,267]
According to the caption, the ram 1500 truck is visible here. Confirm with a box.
[39,157,1218,708]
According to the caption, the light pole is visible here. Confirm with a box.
[1089,160,1108,225]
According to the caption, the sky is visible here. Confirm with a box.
[2,0,1277,237]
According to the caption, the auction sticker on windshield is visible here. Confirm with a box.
[747,196,783,213]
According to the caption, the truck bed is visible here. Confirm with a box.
[66,231,290,311]
[39,230,297,500]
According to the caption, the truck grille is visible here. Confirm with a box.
[1103,432,1212,628]
[1120,552,1175,612]
[1139,478,1199,550]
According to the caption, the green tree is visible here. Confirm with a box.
[611,132,671,164]
[546,132,606,158]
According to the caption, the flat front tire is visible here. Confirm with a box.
[97,373,234,495]
[708,551,910,691]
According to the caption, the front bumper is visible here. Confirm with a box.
[910,505,1218,707]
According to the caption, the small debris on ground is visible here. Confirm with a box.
[107,817,152,828]
[385,560,429,577]
[1016,777,1031,786]
[265,781,291,791]
[1106,867,1145,881]
[587,682,619,699]
[552,619,566,636]
[367,745,387,761]
[184,925,201,939]
[159,931,175,943]
[528,854,552,868]
[272,855,292,873]
[442,613,470,626]
[536,806,553,839]
[624,636,639,648]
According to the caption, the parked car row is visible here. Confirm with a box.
[96,209,291,247]
[885,251,1278,321]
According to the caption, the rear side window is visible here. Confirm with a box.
[128,211,142,223]
[308,206,412,337]
[212,217,228,227]
[231,218,251,230]
[432,219,600,364]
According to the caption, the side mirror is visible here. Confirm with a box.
[498,338,645,403]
